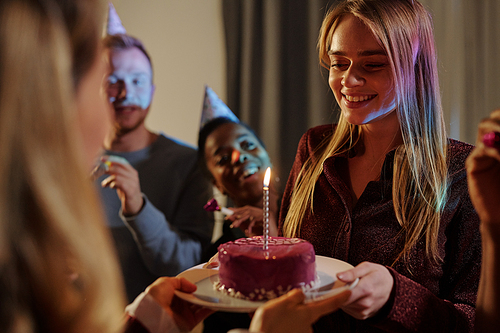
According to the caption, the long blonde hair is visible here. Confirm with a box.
[0,0,125,332]
[283,0,448,266]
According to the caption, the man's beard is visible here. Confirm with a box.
[114,115,145,136]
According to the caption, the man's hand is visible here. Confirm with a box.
[466,109,500,225]
[101,158,144,215]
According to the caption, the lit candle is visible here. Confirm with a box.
[263,167,271,250]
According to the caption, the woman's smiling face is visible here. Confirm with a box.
[328,14,397,126]
[204,122,271,207]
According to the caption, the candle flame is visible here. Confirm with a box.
[263,167,271,188]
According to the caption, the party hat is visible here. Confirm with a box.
[107,2,127,35]
[200,86,239,128]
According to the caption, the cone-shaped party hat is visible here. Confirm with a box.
[107,2,127,35]
[200,86,239,129]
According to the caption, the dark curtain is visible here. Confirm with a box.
[223,0,500,186]
[420,0,500,142]
[222,0,339,189]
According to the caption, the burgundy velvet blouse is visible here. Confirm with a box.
[279,124,481,333]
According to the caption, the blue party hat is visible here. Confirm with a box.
[107,3,127,35]
[200,86,239,128]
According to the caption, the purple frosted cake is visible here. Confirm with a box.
[215,236,316,300]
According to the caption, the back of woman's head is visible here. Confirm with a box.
[58,0,103,87]
[0,0,124,332]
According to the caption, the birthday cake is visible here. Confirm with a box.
[215,236,316,301]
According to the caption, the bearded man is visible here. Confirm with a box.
[96,13,213,302]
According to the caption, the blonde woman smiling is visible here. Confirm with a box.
[280,0,481,331]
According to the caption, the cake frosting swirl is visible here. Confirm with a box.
[215,236,316,300]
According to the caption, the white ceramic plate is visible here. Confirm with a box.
[174,255,358,313]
